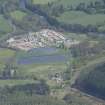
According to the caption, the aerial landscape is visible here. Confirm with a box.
[1,0,105,105]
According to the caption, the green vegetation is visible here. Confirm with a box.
[0,48,15,58]
[18,63,66,80]
[65,32,88,41]
[0,0,105,104]
[57,12,105,26]
[98,25,105,32]
[55,0,102,8]
[0,15,13,34]
[10,10,27,21]
[16,48,63,58]
[0,79,35,87]
[64,93,91,105]
[0,48,15,69]
[32,0,57,4]
[32,0,103,6]
[76,61,105,99]
[0,48,15,62]
[0,93,68,105]
[56,11,87,21]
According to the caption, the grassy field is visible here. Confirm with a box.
[32,0,57,4]
[18,63,67,80]
[65,32,88,41]
[55,0,103,8]
[0,79,36,87]
[57,11,105,26]
[0,48,16,70]
[10,10,27,21]
[32,0,103,6]
[98,25,105,31]
[0,48,67,81]
[0,93,67,105]
[0,48,15,58]
[0,15,13,34]
[57,11,87,20]
[16,48,66,59]
[0,0,19,4]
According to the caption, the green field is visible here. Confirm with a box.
[16,48,66,59]
[32,0,103,6]
[0,48,67,81]
[55,0,103,8]
[10,10,27,21]
[57,11,87,20]
[18,63,67,80]
[0,15,13,33]
[32,0,57,4]
[0,0,19,4]
[0,93,67,105]
[0,48,15,58]
[0,48,15,70]
[0,79,36,87]
[98,25,105,31]
[57,11,105,26]
[65,32,88,41]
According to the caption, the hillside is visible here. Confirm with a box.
[75,62,105,100]
[0,0,105,105]
[0,0,105,38]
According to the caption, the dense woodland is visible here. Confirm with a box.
[75,62,105,100]
[1,0,105,34]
